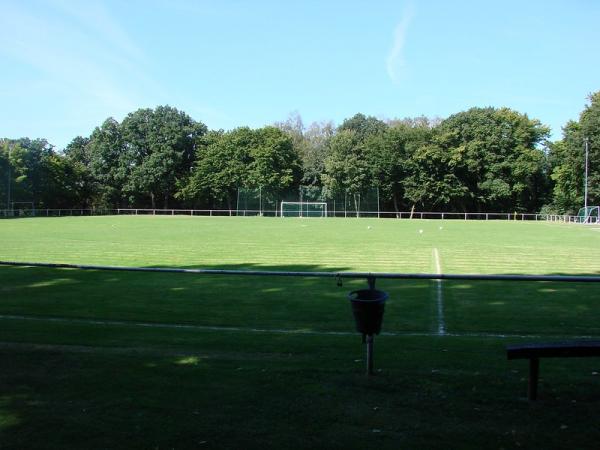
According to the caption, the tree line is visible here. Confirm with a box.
[1,93,599,214]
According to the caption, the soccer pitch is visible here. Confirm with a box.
[1,216,599,449]
[0,215,598,273]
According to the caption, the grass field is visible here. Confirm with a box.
[1,216,600,449]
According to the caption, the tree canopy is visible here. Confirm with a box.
[548,92,600,214]
[2,94,599,214]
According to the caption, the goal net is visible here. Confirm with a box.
[577,206,600,224]
[280,202,327,218]
[10,202,36,217]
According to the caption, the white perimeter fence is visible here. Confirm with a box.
[0,208,592,223]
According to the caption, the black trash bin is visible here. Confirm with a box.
[348,289,388,336]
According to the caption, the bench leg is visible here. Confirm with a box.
[528,357,539,401]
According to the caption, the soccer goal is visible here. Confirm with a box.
[280,202,327,218]
[11,202,36,217]
[577,206,600,224]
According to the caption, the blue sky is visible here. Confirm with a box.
[1,0,599,149]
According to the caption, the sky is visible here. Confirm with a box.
[1,0,599,150]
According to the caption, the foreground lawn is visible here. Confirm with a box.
[1,324,599,450]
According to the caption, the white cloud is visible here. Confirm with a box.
[386,5,415,84]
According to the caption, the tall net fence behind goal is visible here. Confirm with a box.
[329,187,380,218]
[237,186,380,217]
[236,187,297,217]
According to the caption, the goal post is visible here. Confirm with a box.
[280,202,327,218]
[11,202,35,217]
[577,206,600,224]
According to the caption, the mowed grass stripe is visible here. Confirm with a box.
[1,216,599,274]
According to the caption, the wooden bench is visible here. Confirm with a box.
[506,341,600,400]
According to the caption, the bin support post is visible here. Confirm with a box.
[528,357,539,401]
[366,334,374,375]
[367,276,376,290]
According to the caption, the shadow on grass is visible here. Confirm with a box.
[0,263,430,334]
[2,336,600,450]
[1,263,599,337]
[1,263,600,449]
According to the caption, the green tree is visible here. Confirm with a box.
[183,128,253,209]
[274,112,334,186]
[436,107,549,212]
[88,118,129,208]
[0,140,23,209]
[366,122,434,213]
[0,138,84,210]
[403,142,467,211]
[322,114,388,205]
[301,121,334,186]
[338,113,387,140]
[180,126,300,209]
[120,106,207,208]
[549,92,600,213]
[0,139,54,208]
[64,136,94,208]
[322,130,372,214]
[246,126,301,193]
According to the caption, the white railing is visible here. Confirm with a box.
[0,208,586,222]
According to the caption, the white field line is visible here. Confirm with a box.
[433,248,445,335]
[3,314,595,340]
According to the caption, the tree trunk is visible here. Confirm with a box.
[150,192,155,209]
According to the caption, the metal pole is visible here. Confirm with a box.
[344,192,347,218]
[3,260,600,283]
[584,138,589,215]
[366,334,374,375]
[367,276,376,290]
[6,144,11,212]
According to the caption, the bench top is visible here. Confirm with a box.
[507,341,600,359]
